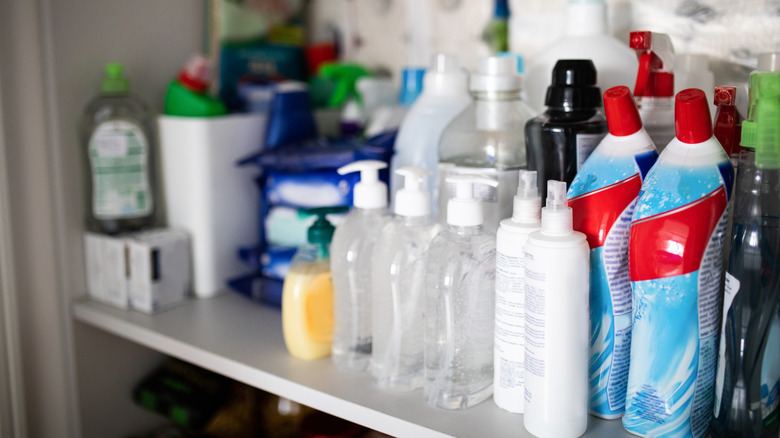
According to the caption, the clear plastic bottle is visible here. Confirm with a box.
[390,53,471,220]
[525,59,608,203]
[371,167,441,391]
[712,71,780,438]
[424,174,497,410]
[438,56,535,235]
[81,63,157,234]
[330,160,390,373]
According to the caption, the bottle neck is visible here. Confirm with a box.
[400,215,431,227]
[472,89,522,102]
[565,2,607,36]
[446,222,483,235]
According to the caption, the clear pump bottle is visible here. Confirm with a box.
[330,160,390,373]
[438,56,535,234]
[371,167,441,391]
[424,174,497,410]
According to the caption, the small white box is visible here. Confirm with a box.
[83,232,130,309]
[126,229,191,314]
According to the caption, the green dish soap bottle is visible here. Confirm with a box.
[81,63,157,234]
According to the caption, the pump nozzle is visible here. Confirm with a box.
[338,160,388,209]
[445,174,499,227]
[395,167,432,217]
[541,180,573,234]
[630,31,675,98]
[512,170,542,223]
[299,206,349,258]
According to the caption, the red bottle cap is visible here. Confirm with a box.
[675,88,713,144]
[604,86,643,136]
[714,86,737,106]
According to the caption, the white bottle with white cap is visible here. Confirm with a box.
[371,167,441,391]
[424,174,497,410]
[438,55,535,235]
[331,160,390,373]
[493,170,542,414]
[390,53,472,220]
[523,180,589,438]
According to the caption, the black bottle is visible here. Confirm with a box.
[524,59,607,202]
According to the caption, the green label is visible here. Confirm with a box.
[89,120,152,219]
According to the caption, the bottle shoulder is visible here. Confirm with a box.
[82,93,154,133]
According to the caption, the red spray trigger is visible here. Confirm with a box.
[630,31,675,98]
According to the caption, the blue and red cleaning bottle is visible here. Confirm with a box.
[567,85,658,419]
[623,88,734,437]
[631,31,676,153]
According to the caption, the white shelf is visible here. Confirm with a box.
[73,293,632,438]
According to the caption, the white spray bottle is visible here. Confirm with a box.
[371,167,441,391]
[424,174,497,410]
[330,160,390,373]
[493,170,542,413]
[523,180,589,438]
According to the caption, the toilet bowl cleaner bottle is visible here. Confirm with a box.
[371,167,441,391]
[567,85,658,419]
[630,31,676,153]
[523,180,590,438]
[330,160,390,373]
[424,174,497,410]
[493,170,542,413]
[623,89,734,438]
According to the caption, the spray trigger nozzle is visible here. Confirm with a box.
[630,31,675,97]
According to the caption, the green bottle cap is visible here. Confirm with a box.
[748,72,780,169]
[300,206,350,245]
[102,63,130,94]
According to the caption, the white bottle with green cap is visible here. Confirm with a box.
[81,63,157,234]
[371,167,441,391]
[424,173,497,410]
[330,159,390,373]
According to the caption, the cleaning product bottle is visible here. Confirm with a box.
[282,206,348,360]
[438,55,535,234]
[482,0,510,53]
[630,31,677,153]
[712,71,780,438]
[525,59,608,203]
[566,85,658,419]
[623,88,734,438]
[163,54,227,117]
[330,160,390,373]
[713,86,744,165]
[424,174,497,410]
[389,53,471,219]
[493,170,541,414]
[371,167,441,391]
[524,0,638,113]
[364,67,426,138]
[523,180,590,438]
[675,54,715,116]
[81,63,157,234]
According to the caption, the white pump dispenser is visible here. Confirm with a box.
[446,174,499,227]
[370,166,440,391]
[523,179,589,437]
[424,173,497,410]
[394,167,431,217]
[331,160,391,373]
[337,160,388,209]
[493,170,542,414]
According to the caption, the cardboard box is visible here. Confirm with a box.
[83,232,130,309]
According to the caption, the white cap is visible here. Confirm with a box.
[424,53,468,95]
[512,170,542,224]
[566,0,607,36]
[338,160,388,209]
[758,52,780,72]
[394,167,431,217]
[470,56,521,92]
[541,180,573,234]
[445,174,499,227]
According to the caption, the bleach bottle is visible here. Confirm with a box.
[330,160,390,373]
[623,89,734,437]
[567,85,658,419]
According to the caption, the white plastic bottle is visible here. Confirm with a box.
[371,167,441,391]
[438,56,535,235]
[523,180,589,438]
[390,53,472,220]
[330,160,390,373]
[493,170,541,414]
[424,174,497,410]
[524,0,638,114]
